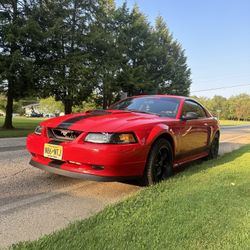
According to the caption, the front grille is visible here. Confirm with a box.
[48,128,82,141]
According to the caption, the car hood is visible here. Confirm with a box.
[41,110,175,132]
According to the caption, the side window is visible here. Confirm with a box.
[195,103,207,118]
[182,101,207,118]
[182,101,195,117]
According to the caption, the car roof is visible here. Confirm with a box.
[131,94,187,100]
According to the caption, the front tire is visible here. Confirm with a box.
[142,138,173,186]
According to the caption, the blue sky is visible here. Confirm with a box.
[115,0,250,98]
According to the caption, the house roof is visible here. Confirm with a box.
[22,103,40,108]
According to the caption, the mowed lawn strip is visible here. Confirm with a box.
[13,146,250,250]
[219,119,250,126]
[0,117,45,138]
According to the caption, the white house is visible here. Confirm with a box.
[22,103,41,116]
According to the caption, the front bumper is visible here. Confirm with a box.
[27,133,148,178]
[30,159,136,181]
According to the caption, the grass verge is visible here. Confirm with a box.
[0,117,45,138]
[219,119,250,126]
[12,145,250,249]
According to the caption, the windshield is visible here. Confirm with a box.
[109,96,180,118]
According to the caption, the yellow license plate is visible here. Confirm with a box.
[44,143,63,160]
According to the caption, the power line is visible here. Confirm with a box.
[193,74,250,83]
[191,83,250,93]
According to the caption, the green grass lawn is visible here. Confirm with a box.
[0,117,46,138]
[13,145,250,250]
[219,119,250,126]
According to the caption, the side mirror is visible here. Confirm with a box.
[181,112,199,121]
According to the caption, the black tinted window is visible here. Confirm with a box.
[182,101,207,118]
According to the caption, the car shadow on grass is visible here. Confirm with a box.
[173,143,249,177]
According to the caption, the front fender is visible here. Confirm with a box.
[146,124,176,150]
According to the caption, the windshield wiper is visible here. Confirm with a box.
[126,109,160,116]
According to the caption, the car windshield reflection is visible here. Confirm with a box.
[109,96,180,118]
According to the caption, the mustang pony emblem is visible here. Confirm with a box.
[60,130,70,137]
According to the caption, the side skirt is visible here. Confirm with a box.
[173,151,209,168]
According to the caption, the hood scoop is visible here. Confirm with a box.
[86,109,111,115]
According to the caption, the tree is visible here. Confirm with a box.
[192,94,250,121]
[1,0,193,117]
[116,4,158,97]
[0,0,36,128]
[0,94,6,112]
[39,97,63,115]
[153,16,191,96]
[191,96,213,110]
[32,0,98,114]
[228,94,250,121]
[90,3,171,108]
[87,0,125,108]
[72,95,98,112]
[209,95,228,119]
[111,10,191,101]
[192,95,230,119]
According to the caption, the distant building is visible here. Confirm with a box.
[22,103,41,116]
[22,103,64,117]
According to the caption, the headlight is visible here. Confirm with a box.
[85,133,112,143]
[84,133,137,144]
[34,125,43,135]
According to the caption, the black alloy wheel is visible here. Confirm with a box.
[208,134,219,159]
[143,138,173,186]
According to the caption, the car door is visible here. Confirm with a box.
[177,100,210,158]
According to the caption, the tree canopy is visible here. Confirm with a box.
[0,0,192,128]
[192,94,250,121]
[0,0,38,128]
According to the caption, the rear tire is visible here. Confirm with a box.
[207,133,219,159]
[142,138,173,186]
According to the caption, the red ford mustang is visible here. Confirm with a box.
[26,95,220,185]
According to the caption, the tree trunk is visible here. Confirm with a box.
[102,94,108,109]
[64,99,73,114]
[3,1,18,129]
[102,82,108,109]
[3,80,14,129]
[107,92,113,108]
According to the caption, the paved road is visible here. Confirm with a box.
[0,125,250,249]
[219,125,250,154]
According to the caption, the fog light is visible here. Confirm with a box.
[91,165,104,170]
